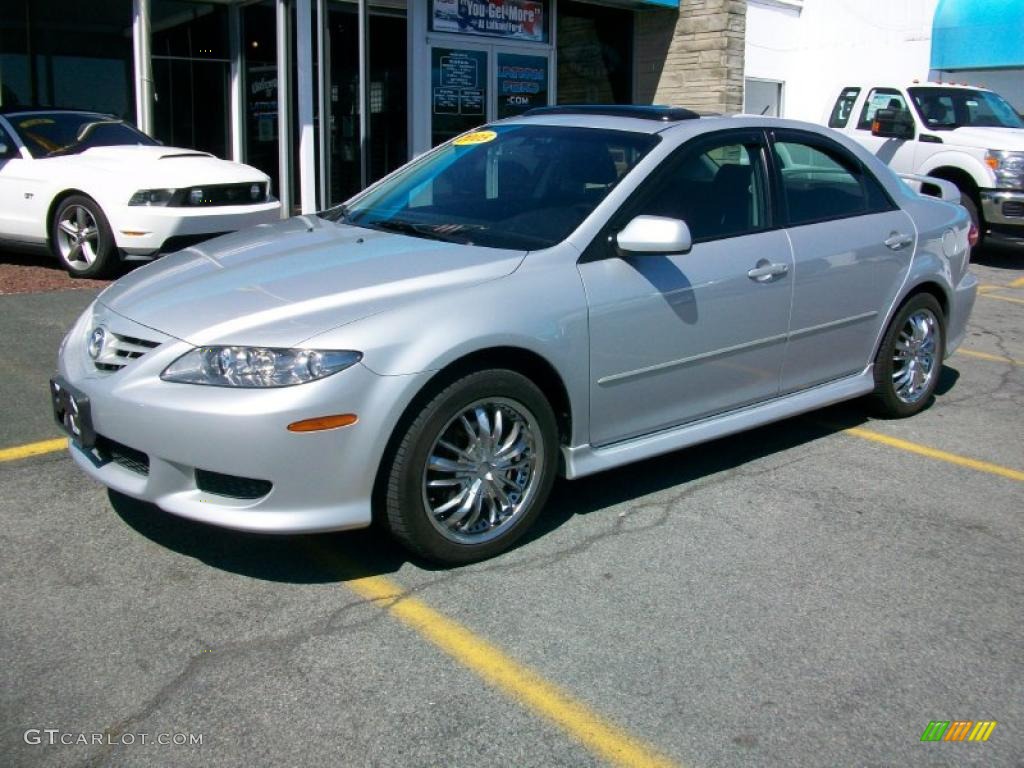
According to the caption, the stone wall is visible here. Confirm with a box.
[634,0,746,114]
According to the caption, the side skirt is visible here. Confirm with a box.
[561,366,875,479]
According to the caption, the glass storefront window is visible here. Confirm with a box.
[431,47,488,146]
[496,53,548,118]
[243,1,280,196]
[151,2,231,158]
[0,0,134,119]
[557,0,633,105]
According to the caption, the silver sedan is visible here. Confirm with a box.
[53,106,977,564]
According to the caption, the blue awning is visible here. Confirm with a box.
[931,0,1024,70]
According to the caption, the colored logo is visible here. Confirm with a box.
[920,720,997,742]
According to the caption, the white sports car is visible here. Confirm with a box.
[0,108,282,277]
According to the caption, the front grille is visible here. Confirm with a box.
[93,330,161,372]
[1002,201,1024,219]
[176,182,268,207]
[195,469,273,500]
[95,435,150,475]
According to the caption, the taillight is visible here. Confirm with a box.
[967,222,979,248]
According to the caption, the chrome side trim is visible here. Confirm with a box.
[597,311,877,386]
[788,310,878,340]
[562,366,875,479]
[597,332,789,386]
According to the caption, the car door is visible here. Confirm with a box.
[769,128,915,393]
[579,129,794,446]
[0,121,46,242]
[852,87,918,173]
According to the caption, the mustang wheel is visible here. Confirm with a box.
[871,293,945,418]
[50,195,118,278]
[384,370,558,564]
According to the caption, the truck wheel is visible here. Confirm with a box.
[959,194,983,250]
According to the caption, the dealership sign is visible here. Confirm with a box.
[432,0,546,43]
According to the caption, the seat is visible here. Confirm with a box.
[706,163,754,237]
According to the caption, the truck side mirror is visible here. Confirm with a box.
[871,108,915,140]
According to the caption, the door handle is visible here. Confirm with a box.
[747,261,789,282]
[884,232,914,250]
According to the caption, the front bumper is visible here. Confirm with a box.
[57,303,428,533]
[979,188,1024,230]
[109,200,282,256]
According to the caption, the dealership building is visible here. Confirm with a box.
[1,0,746,215]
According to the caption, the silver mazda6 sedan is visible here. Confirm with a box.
[53,106,977,564]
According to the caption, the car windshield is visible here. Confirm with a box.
[908,88,1024,130]
[8,111,159,158]
[322,124,659,250]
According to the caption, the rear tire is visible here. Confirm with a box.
[870,293,945,418]
[383,369,559,565]
[50,195,118,278]
[959,193,983,250]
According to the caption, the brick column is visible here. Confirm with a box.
[634,0,746,114]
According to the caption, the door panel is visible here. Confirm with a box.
[771,130,915,392]
[781,210,914,391]
[581,230,795,445]
[581,130,794,447]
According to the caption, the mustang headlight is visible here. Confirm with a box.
[129,188,177,206]
[986,150,1024,189]
[161,346,362,387]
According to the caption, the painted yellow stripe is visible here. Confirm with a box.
[844,427,1024,482]
[0,438,68,463]
[1009,276,1024,288]
[956,348,1024,366]
[345,574,678,768]
[979,292,1024,306]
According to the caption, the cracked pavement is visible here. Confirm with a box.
[1,244,1022,767]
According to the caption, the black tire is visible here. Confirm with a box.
[384,369,559,565]
[49,195,118,278]
[870,293,945,418]
[959,193,984,250]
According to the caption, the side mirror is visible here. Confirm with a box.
[871,108,915,140]
[616,215,692,255]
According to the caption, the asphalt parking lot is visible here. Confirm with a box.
[1,244,1022,767]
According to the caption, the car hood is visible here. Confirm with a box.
[97,216,527,347]
[54,145,268,186]
[943,126,1024,150]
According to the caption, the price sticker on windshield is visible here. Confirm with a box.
[453,130,497,147]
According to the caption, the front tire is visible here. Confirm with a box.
[50,195,118,278]
[959,193,983,250]
[384,370,559,565]
[870,294,945,418]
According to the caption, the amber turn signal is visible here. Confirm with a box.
[287,414,358,432]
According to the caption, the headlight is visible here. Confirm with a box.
[128,188,176,206]
[161,346,362,387]
[985,150,1024,188]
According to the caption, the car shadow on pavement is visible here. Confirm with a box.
[970,240,1024,270]
[109,367,962,583]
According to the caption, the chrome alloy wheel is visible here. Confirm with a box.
[422,398,544,545]
[892,308,939,404]
[56,205,101,269]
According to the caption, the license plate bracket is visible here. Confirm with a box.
[50,376,96,449]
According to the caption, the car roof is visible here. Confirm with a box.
[0,106,115,118]
[838,82,995,93]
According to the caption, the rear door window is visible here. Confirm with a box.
[828,88,861,128]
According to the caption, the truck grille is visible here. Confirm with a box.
[93,331,161,372]
[1002,201,1024,219]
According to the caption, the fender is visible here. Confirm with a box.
[915,151,993,191]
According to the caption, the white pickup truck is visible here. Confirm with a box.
[825,83,1024,246]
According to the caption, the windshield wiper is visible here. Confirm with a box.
[369,219,473,244]
[319,204,353,224]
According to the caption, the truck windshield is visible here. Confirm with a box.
[322,124,659,250]
[908,88,1024,131]
[8,111,158,158]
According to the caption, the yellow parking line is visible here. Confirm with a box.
[844,427,1024,482]
[346,574,678,768]
[0,438,67,463]
[979,292,1024,306]
[1009,277,1024,288]
[956,348,1024,366]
